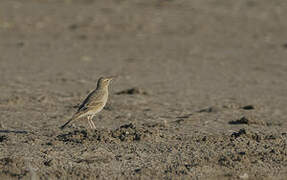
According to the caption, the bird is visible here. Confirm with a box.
[60,77,113,129]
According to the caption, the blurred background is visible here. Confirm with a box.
[1,0,286,129]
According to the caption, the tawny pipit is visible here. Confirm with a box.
[60,77,113,129]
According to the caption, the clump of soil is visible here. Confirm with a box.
[57,129,111,143]
[229,117,249,125]
[229,116,266,126]
[111,123,143,141]
[0,157,28,179]
[116,88,148,95]
[57,123,155,144]
[241,105,255,110]
[0,135,8,142]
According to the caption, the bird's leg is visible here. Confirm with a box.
[90,115,96,129]
[87,115,93,129]
[91,121,96,129]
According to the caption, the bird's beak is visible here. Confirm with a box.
[107,76,116,81]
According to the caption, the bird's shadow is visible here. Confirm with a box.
[0,129,28,134]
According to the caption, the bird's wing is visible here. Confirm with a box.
[81,100,104,110]
[61,101,104,129]
[77,90,96,111]
[88,99,105,107]
[73,101,104,119]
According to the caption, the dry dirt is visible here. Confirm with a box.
[1,0,287,179]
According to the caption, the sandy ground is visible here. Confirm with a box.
[1,0,287,179]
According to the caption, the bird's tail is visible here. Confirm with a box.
[60,118,74,130]
[60,113,83,130]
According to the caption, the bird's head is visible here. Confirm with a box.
[97,76,113,88]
